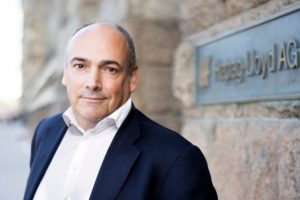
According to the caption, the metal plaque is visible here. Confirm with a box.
[193,4,300,104]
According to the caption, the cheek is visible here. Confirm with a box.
[65,77,83,98]
[66,85,77,103]
[104,79,128,98]
[104,81,122,96]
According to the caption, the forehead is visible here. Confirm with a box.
[66,24,129,63]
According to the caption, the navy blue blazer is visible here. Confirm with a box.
[24,106,217,200]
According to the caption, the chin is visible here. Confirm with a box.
[81,110,105,120]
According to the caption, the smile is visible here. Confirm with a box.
[81,96,107,102]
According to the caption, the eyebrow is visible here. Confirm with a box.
[70,57,122,68]
[70,57,89,64]
[99,60,122,68]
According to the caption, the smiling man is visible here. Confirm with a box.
[24,22,217,200]
[62,23,137,130]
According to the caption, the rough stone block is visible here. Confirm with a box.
[277,120,300,200]
[123,20,180,66]
[182,119,280,200]
[178,0,292,37]
[173,42,196,107]
[132,66,180,114]
[179,0,220,35]
[128,0,180,20]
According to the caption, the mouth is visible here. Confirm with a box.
[80,96,107,102]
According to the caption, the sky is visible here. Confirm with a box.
[0,0,23,108]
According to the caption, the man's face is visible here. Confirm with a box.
[62,24,138,130]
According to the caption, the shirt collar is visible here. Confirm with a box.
[62,98,132,133]
[106,97,132,128]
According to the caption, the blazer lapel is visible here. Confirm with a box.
[89,106,141,200]
[25,118,67,200]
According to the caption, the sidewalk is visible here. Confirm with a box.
[0,121,31,200]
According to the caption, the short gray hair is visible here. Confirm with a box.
[70,22,137,73]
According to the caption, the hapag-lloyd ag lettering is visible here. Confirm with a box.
[215,39,299,83]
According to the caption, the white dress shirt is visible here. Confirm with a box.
[33,98,132,200]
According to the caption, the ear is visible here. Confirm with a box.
[61,68,67,86]
[129,67,139,93]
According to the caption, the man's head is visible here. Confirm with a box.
[62,22,138,130]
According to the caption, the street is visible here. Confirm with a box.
[0,121,30,200]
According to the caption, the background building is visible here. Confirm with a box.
[22,0,300,199]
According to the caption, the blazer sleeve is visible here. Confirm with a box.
[160,144,218,200]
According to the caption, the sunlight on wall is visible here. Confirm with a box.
[0,0,23,109]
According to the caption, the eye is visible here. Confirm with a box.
[73,63,85,69]
[104,66,118,74]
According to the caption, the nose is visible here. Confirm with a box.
[86,67,101,91]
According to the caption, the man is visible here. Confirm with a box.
[24,22,217,200]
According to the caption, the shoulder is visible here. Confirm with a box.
[29,113,66,166]
[135,108,189,143]
[33,113,65,142]
[133,107,195,157]
[37,113,65,128]
[132,109,218,199]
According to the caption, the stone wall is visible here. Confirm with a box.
[22,0,300,199]
[174,0,300,199]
